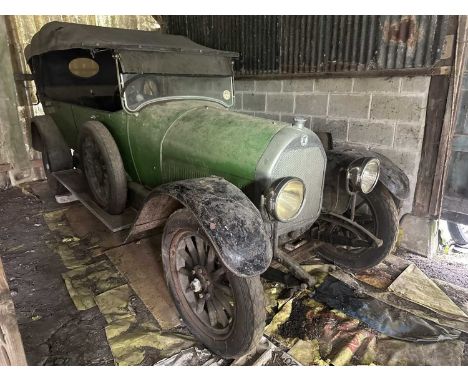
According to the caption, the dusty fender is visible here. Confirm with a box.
[30,115,73,171]
[328,147,410,200]
[126,176,273,277]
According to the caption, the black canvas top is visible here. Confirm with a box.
[25,21,239,60]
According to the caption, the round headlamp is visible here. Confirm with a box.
[347,158,380,194]
[267,177,305,222]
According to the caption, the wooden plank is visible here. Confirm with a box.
[428,77,456,217]
[412,75,451,217]
[0,259,27,365]
[106,237,181,330]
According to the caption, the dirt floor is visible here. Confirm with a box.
[0,185,114,365]
[2,180,468,366]
[399,249,468,289]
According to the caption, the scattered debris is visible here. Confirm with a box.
[288,339,326,366]
[155,346,221,366]
[374,338,465,366]
[3,183,468,366]
[331,267,468,333]
[105,319,194,366]
[62,237,80,244]
[62,260,127,310]
[6,244,25,253]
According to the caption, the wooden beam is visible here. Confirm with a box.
[0,258,27,365]
[412,75,451,217]
[437,16,468,219]
[412,16,459,218]
[235,66,452,80]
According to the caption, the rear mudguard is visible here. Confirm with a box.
[326,147,410,200]
[126,176,272,277]
[30,115,73,171]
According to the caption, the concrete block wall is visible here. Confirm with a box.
[233,76,431,214]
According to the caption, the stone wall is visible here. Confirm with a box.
[233,76,431,214]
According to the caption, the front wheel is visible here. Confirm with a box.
[161,209,265,359]
[317,183,399,271]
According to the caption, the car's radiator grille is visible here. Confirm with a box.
[272,146,325,234]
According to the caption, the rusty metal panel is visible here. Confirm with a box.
[165,15,454,77]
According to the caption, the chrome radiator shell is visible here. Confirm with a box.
[255,125,327,235]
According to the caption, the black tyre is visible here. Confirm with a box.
[318,183,399,271]
[447,222,468,246]
[31,117,73,196]
[79,121,127,215]
[161,208,265,359]
[40,143,69,195]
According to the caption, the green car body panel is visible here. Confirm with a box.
[45,99,286,190]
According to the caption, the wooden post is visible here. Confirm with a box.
[0,258,27,365]
[412,16,459,217]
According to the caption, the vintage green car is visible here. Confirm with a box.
[26,22,409,358]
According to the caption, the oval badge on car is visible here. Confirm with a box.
[223,90,231,100]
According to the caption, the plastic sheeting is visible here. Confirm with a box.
[263,254,468,365]
[42,205,196,365]
[42,202,468,366]
[331,263,468,333]
[388,263,468,320]
[315,277,461,341]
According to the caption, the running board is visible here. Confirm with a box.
[53,169,137,233]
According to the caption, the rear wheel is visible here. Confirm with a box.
[79,121,127,215]
[40,140,71,195]
[447,222,468,246]
[317,183,399,271]
[161,209,265,359]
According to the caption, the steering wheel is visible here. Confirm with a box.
[122,76,160,108]
[142,78,159,97]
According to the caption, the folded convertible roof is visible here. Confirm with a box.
[25,21,239,61]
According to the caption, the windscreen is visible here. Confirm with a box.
[121,73,234,112]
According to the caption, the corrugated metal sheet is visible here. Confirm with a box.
[165,15,453,76]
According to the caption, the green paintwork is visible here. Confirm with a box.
[47,99,287,190]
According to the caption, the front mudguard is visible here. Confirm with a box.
[126,177,272,277]
[322,147,410,214]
